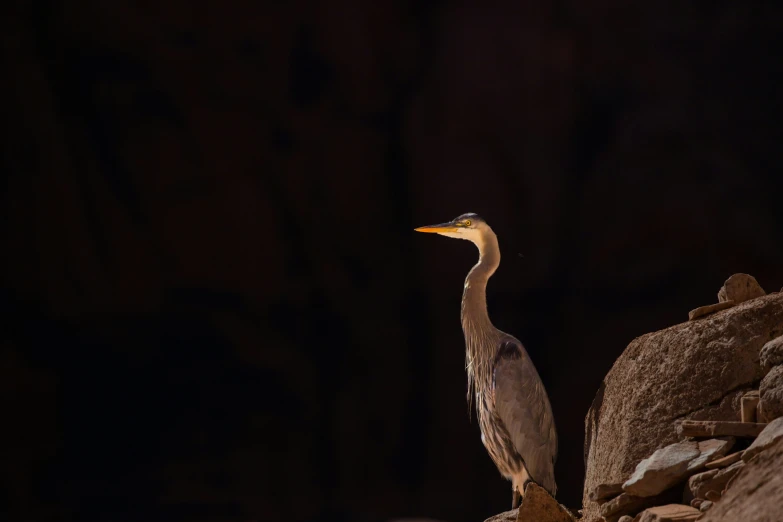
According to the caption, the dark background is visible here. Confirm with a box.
[2,1,783,521]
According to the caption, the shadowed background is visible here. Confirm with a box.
[2,1,783,521]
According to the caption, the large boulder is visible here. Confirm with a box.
[582,293,783,521]
[700,436,783,522]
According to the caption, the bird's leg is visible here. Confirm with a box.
[511,487,521,509]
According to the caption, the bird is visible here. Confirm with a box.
[414,213,558,508]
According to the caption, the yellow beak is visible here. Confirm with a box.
[414,222,458,233]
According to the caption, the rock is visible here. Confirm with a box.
[677,420,766,438]
[600,490,680,522]
[758,365,783,422]
[483,509,517,522]
[622,438,732,498]
[704,490,721,502]
[588,482,624,502]
[699,500,713,512]
[688,461,744,500]
[690,498,702,508]
[688,301,735,321]
[622,441,700,497]
[717,273,765,304]
[741,416,783,462]
[582,294,783,522]
[515,482,574,522]
[740,391,760,422]
[698,438,783,521]
[617,516,633,522]
[704,450,743,470]
[688,438,735,470]
[759,336,783,373]
[636,504,701,522]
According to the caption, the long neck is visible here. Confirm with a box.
[461,230,501,401]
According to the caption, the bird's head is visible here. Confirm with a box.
[414,213,490,246]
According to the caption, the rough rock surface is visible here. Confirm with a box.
[705,450,743,470]
[687,460,744,500]
[741,417,783,463]
[760,336,783,372]
[759,365,783,422]
[483,509,517,522]
[582,293,783,522]
[622,438,732,497]
[636,504,701,521]
[717,274,766,304]
[600,489,680,522]
[688,301,735,321]
[588,482,624,502]
[515,482,574,522]
[700,437,783,522]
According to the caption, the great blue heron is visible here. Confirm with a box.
[415,213,558,508]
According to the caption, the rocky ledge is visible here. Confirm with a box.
[484,274,783,522]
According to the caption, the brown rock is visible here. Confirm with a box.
[515,482,574,522]
[588,482,624,502]
[677,420,767,438]
[617,516,633,522]
[704,450,743,469]
[717,273,766,304]
[690,499,702,508]
[704,490,721,502]
[759,335,783,373]
[637,504,701,522]
[600,490,680,522]
[582,294,783,522]
[699,500,713,512]
[484,509,518,522]
[740,392,760,423]
[622,441,699,497]
[689,460,744,500]
[623,438,733,497]
[688,301,735,321]
[759,365,783,422]
[741,416,783,462]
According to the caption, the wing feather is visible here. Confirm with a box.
[492,339,558,495]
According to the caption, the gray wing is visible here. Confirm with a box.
[492,339,558,496]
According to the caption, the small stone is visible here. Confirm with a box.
[760,336,783,373]
[704,490,721,501]
[617,517,633,522]
[688,301,734,321]
[699,500,713,512]
[705,450,744,469]
[717,273,766,303]
[689,498,702,508]
[636,504,701,522]
[759,365,783,422]
[588,482,624,502]
[742,416,783,462]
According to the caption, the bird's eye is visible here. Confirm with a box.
[464,220,471,226]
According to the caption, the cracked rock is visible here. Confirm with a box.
[623,438,733,497]
[687,460,744,499]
